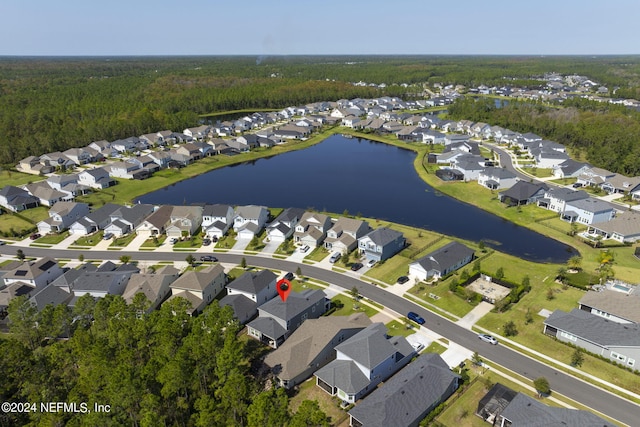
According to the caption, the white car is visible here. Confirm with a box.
[478,334,498,345]
[367,259,377,268]
[299,245,310,253]
[329,252,341,263]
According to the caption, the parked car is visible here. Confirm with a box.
[351,262,363,271]
[367,259,377,268]
[572,182,583,188]
[283,272,295,281]
[200,255,218,262]
[478,334,498,345]
[202,238,212,246]
[0,241,6,246]
[30,233,42,240]
[299,244,310,253]
[397,276,410,284]
[170,237,178,244]
[407,311,425,325]
[329,252,341,263]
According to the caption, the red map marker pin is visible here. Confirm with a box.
[277,278,291,302]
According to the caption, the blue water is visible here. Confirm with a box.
[138,135,575,263]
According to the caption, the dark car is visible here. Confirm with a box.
[351,262,363,271]
[200,255,218,262]
[30,233,41,240]
[572,182,583,188]
[202,238,212,246]
[283,272,295,281]
[397,276,410,284]
[407,311,425,325]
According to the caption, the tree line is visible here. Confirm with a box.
[1,294,330,426]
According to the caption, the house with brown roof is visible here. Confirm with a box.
[136,205,173,238]
[166,264,226,315]
[166,205,204,238]
[293,212,332,247]
[123,266,180,312]
[2,257,64,289]
[324,217,372,254]
[264,313,371,389]
[579,286,640,324]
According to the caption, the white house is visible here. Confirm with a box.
[202,204,234,238]
[562,197,616,225]
[477,167,518,190]
[266,208,305,243]
[37,202,90,235]
[233,205,269,239]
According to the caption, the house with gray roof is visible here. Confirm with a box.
[166,264,226,316]
[218,294,258,324]
[579,287,640,325]
[587,211,640,243]
[477,383,609,427]
[247,289,328,348]
[498,181,549,206]
[78,167,116,189]
[23,182,69,207]
[552,159,591,179]
[37,201,90,235]
[294,212,332,247]
[537,187,589,213]
[0,185,40,212]
[202,204,234,238]
[28,283,73,311]
[69,203,122,235]
[358,227,405,262]
[0,282,37,311]
[122,267,180,312]
[543,309,640,368]
[478,167,518,190]
[266,207,306,243]
[562,197,615,225]
[264,313,371,389]
[408,241,474,281]
[225,269,277,305]
[450,154,486,180]
[315,323,415,403]
[348,353,460,427]
[104,204,154,237]
[233,205,269,239]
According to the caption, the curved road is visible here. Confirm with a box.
[3,246,638,425]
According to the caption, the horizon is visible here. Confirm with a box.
[2,0,638,56]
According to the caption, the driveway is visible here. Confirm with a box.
[232,237,251,251]
[261,239,281,255]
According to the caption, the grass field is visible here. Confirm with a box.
[329,295,378,318]
[34,231,69,244]
[385,319,416,338]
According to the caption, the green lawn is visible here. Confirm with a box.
[364,255,410,285]
[110,233,138,248]
[0,213,36,237]
[245,231,267,251]
[173,235,203,249]
[385,320,417,338]
[16,206,49,224]
[34,231,69,244]
[425,341,447,354]
[305,246,329,262]
[216,233,236,250]
[289,378,348,427]
[329,296,378,318]
[72,231,104,246]
[0,170,41,187]
[140,235,166,248]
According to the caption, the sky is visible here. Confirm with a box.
[1,0,638,56]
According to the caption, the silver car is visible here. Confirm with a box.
[478,334,498,345]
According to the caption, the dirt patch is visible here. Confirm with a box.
[467,277,510,303]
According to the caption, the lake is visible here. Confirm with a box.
[138,134,575,263]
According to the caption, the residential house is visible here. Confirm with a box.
[0,186,40,212]
[408,241,475,281]
[88,140,117,158]
[478,167,518,190]
[451,155,486,181]
[552,159,591,179]
[561,197,615,225]
[37,202,90,235]
[104,204,154,237]
[498,181,549,206]
[264,313,371,389]
[537,187,589,213]
[69,203,122,235]
[202,204,234,238]
[476,383,609,427]
[266,207,305,243]
[601,174,640,195]
[579,286,640,324]
[247,289,328,348]
[166,264,226,315]
[2,257,63,289]
[587,211,640,243]
[225,269,278,305]
[62,147,94,165]
[0,282,37,311]
[68,264,139,300]
[324,217,372,254]
[39,152,76,171]
[183,125,211,140]
[535,150,570,168]
[543,309,640,368]
[23,182,69,206]
[78,168,116,189]
[122,266,180,312]
[576,167,617,188]
[293,212,333,247]
[233,205,269,239]
[47,174,90,198]
[108,161,141,179]
[348,353,460,427]
[167,149,193,167]
[147,151,172,169]
[314,323,415,403]
[218,294,259,324]
[165,205,204,238]
[136,205,173,238]
[28,283,73,311]
[16,156,55,175]
[176,143,203,161]
[358,227,405,262]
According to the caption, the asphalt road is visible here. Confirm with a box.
[3,246,638,425]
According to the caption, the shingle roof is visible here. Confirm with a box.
[170,264,225,292]
[579,289,640,324]
[348,353,460,427]
[499,392,610,426]
[590,212,640,237]
[499,181,548,201]
[314,359,371,394]
[218,294,257,323]
[247,316,287,340]
[362,227,403,247]
[566,197,614,214]
[227,270,276,296]
[545,309,640,347]
[412,241,474,273]
[258,289,326,322]
[202,203,232,218]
